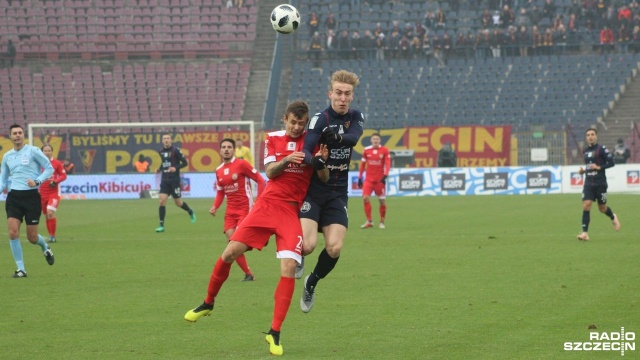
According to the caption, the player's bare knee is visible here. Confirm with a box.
[362,196,370,203]
[325,244,342,258]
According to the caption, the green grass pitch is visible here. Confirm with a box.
[0,194,637,359]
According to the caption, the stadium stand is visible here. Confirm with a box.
[291,54,640,131]
[0,61,250,132]
[0,0,258,60]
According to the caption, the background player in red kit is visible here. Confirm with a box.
[358,133,390,229]
[210,138,266,281]
[39,144,67,243]
[184,100,329,356]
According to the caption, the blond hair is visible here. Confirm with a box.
[329,70,360,91]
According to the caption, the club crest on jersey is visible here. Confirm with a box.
[287,142,296,151]
[232,173,238,181]
[344,121,350,129]
[373,149,378,154]
[300,201,311,213]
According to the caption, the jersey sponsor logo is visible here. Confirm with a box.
[399,174,423,191]
[327,164,348,171]
[570,172,584,186]
[441,174,466,191]
[483,173,508,190]
[526,171,551,188]
[330,148,351,160]
[627,171,639,186]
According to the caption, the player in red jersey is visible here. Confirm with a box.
[358,133,390,229]
[39,144,67,243]
[184,100,329,356]
[210,138,267,281]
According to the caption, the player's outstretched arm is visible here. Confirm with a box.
[265,151,305,179]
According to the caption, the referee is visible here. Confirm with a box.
[0,124,55,278]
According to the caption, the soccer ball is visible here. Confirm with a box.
[270,4,300,34]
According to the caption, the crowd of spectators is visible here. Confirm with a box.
[304,0,640,65]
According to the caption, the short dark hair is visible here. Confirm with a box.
[585,127,597,134]
[220,138,236,148]
[284,100,309,120]
[41,143,53,152]
[371,132,381,139]
[9,123,23,133]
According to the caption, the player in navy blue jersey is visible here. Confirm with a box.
[155,134,196,233]
[577,128,620,241]
[296,70,364,313]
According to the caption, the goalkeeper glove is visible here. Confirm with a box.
[357,178,363,189]
[311,156,326,170]
[321,126,342,145]
[49,181,57,189]
[381,175,387,185]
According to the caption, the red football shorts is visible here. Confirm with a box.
[230,199,303,263]
[223,212,247,233]
[41,195,60,214]
[362,180,386,199]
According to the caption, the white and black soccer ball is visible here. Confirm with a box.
[270,4,300,34]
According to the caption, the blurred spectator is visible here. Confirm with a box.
[500,5,515,29]
[309,31,323,67]
[403,22,414,38]
[225,0,232,8]
[324,13,337,32]
[515,8,531,28]
[518,25,530,56]
[613,139,631,164]
[529,6,543,26]
[425,11,436,30]
[375,33,386,61]
[433,34,445,66]
[350,30,362,59]
[423,33,434,58]
[399,35,411,59]
[63,158,75,174]
[505,27,518,56]
[481,9,492,29]
[632,25,640,53]
[437,142,457,167]
[373,23,384,38]
[234,0,243,8]
[552,14,564,30]
[362,30,376,59]
[388,27,401,58]
[415,21,427,39]
[326,29,336,59]
[134,154,150,173]
[543,27,554,55]
[600,25,614,54]
[337,29,351,59]
[618,23,631,53]
[492,10,501,27]
[490,28,503,57]
[555,23,568,54]
[410,35,422,58]
[442,33,452,63]
[531,25,543,55]
[436,9,447,29]
[543,0,557,21]
[308,12,320,38]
